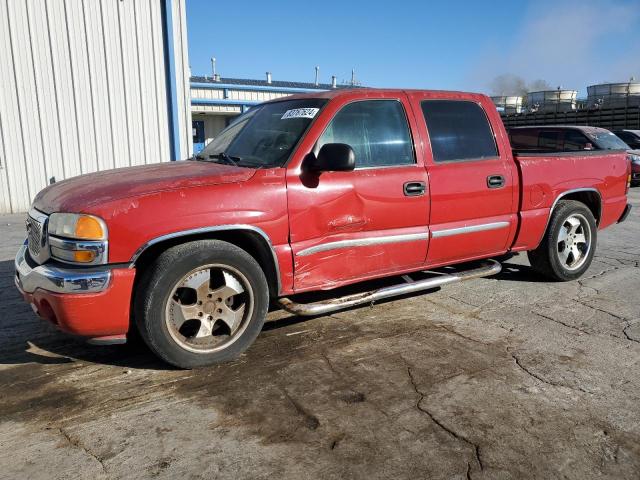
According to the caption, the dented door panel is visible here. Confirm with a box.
[288,166,429,291]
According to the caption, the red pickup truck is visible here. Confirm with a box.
[15,89,632,368]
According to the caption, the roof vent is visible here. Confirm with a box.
[266,72,272,84]
[331,75,337,89]
[314,66,320,86]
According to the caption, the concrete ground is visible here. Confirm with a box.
[1,191,639,480]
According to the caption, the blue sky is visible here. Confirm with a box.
[186,0,640,96]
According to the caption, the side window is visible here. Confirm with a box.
[616,131,636,146]
[421,100,498,162]
[509,129,540,150]
[318,100,415,168]
[538,131,560,150]
[563,130,590,151]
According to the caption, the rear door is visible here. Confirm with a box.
[408,94,518,265]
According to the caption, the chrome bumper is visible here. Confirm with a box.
[15,243,111,294]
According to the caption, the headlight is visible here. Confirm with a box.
[48,213,108,264]
[48,213,107,240]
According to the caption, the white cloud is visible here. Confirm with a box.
[471,0,640,94]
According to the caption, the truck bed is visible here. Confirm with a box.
[510,149,629,251]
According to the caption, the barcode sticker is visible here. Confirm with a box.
[281,108,319,120]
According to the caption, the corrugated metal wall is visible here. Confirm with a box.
[0,0,191,213]
[171,0,192,160]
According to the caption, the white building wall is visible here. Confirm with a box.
[0,0,191,213]
[190,88,292,103]
[202,116,228,145]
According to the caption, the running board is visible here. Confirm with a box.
[278,259,502,317]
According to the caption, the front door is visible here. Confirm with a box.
[408,94,518,266]
[286,94,430,292]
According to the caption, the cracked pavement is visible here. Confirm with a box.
[1,190,639,479]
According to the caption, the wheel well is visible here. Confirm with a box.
[132,230,280,298]
[556,190,601,225]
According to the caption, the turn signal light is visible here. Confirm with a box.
[75,216,105,240]
[73,250,96,263]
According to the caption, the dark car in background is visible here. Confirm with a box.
[614,130,640,149]
[508,125,640,186]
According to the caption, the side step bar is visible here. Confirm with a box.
[278,259,502,317]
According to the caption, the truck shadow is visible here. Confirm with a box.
[0,257,544,369]
[492,261,550,283]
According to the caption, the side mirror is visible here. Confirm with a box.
[309,143,355,172]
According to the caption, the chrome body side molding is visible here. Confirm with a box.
[129,224,282,294]
[296,232,429,257]
[431,221,510,238]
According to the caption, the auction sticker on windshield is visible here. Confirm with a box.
[281,108,319,120]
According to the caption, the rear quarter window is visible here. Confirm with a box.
[509,129,540,150]
[421,100,498,162]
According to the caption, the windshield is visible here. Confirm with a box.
[587,131,630,150]
[197,98,327,167]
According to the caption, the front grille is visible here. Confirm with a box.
[27,216,42,256]
[26,209,49,264]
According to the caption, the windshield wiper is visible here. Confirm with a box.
[208,152,241,167]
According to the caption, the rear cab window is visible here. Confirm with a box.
[420,100,498,162]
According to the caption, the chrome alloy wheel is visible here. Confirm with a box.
[164,264,254,353]
[557,213,591,271]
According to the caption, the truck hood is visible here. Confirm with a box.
[33,161,256,214]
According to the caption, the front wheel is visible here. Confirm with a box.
[527,200,597,281]
[135,240,269,368]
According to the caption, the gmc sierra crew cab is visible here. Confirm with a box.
[15,89,632,368]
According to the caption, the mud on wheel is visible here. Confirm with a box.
[527,200,597,281]
[135,239,269,368]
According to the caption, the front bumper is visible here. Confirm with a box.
[15,244,111,294]
[15,244,136,338]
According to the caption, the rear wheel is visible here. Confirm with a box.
[527,200,597,281]
[135,240,269,368]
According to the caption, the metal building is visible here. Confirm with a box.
[525,89,578,113]
[587,81,640,108]
[0,0,191,214]
[490,96,523,114]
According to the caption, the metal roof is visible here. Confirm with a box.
[190,75,354,90]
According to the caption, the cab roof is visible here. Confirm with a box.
[263,88,491,103]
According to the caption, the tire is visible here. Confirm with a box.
[527,200,597,281]
[134,240,269,368]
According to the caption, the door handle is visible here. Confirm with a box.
[487,175,505,189]
[403,181,426,196]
